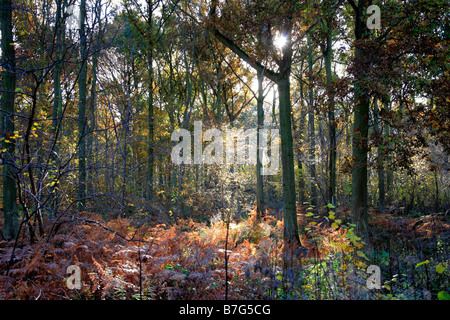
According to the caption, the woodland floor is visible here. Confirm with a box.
[0,206,449,300]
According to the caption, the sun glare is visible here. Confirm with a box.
[274,34,287,50]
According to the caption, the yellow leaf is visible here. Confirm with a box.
[436,263,445,274]
[329,213,336,219]
[357,250,368,260]
[353,259,367,269]
[331,222,339,229]
[416,260,430,268]
[383,284,391,291]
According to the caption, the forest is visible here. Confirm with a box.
[0,0,449,301]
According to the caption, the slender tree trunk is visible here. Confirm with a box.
[50,0,65,218]
[256,68,264,218]
[307,37,318,210]
[78,0,88,212]
[159,153,164,193]
[147,0,154,200]
[323,22,336,207]
[272,86,277,125]
[121,56,132,213]
[1,0,18,238]
[87,0,101,199]
[351,0,370,234]
[297,61,306,205]
[385,101,393,204]
[434,169,439,210]
[52,0,63,138]
[86,54,97,198]
[374,99,385,213]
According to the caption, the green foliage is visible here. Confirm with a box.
[438,291,450,300]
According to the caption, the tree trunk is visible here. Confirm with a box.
[278,76,300,244]
[147,0,154,201]
[1,0,18,238]
[374,99,385,213]
[308,37,318,210]
[122,59,131,213]
[52,0,63,138]
[50,0,65,218]
[350,0,370,235]
[296,61,306,205]
[86,52,97,199]
[385,101,393,204]
[87,0,101,200]
[256,68,264,218]
[78,0,88,212]
[209,5,300,244]
[323,22,336,207]
[351,94,369,234]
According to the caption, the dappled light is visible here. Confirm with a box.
[0,0,448,303]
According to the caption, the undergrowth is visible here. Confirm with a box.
[0,206,449,300]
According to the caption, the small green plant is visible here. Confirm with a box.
[163,263,189,275]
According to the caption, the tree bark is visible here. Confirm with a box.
[52,0,63,138]
[307,37,318,210]
[351,0,370,235]
[278,75,300,244]
[49,0,66,218]
[1,0,18,238]
[323,21,336,207]
[256,68,264,218]
[385,101,393,204]
[373,99,385,213]
[78,0,88,212]
[147,0,154,201]
[296,61,306,204]
[87,0,101,200]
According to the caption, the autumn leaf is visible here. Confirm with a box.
[357,250,368,260]
[435,263,445,274]
[416,260,430,268]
